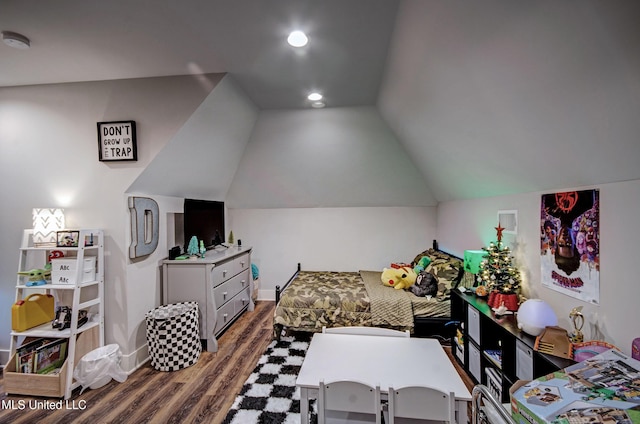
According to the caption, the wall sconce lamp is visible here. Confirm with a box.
[32,208,65,247]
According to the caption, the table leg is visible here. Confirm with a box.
[300,387,309,423]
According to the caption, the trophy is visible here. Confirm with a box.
[569,306,584,343]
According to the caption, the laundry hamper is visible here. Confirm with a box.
[145,301,202,371]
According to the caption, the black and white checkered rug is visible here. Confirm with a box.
[223,333,317,424]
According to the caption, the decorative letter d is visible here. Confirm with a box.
[128,196,159,259]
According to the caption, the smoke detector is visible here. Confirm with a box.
[2,31,30,49]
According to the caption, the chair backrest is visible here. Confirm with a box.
[387,385,455,424]
[318,379,382,424]
[322,326,410,337]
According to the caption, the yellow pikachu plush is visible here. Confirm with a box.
[381,266,417,290]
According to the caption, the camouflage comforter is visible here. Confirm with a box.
[273,270,450,334]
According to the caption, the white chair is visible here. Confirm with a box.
[318,379,382,424]
[385,385,456,424]
[322,326,410,337]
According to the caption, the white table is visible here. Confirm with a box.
[296,333,472,423]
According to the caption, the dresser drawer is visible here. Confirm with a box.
[213,269,250,307]
[233,286,252,314]
[210,253,251,286]
[214,300,236,335]
[211,259,234,286]
[234,253,250,273]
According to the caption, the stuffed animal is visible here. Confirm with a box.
[413,256,432,274]
[381,266,417,290]
[410,270,438,297]
[17,268,51,286]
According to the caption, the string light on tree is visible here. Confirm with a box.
[477,224,522,311]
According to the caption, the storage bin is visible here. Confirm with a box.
[3,326,99,398]
[145,302,201,371]
[51,257,96,285]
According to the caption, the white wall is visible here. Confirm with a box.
[435,179,640,356]
[228,206,437,299]
[121,194,184,369]
[226,107,436,208]
[0,75,219,365]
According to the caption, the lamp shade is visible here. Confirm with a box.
[32,208,65,246]
[517,299,558,336]
[464,250,485,274]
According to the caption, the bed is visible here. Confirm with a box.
[273,241,464,339]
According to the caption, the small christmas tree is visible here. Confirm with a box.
[477,224,522,295]
[187,236,200,256]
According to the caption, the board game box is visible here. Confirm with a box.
[511,349,640,423]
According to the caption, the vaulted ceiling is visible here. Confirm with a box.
[3,0,640,205]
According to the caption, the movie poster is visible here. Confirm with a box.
[540,189,599,304]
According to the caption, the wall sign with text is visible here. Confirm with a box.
[97,121,137,161]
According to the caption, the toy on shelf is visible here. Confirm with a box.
[569,306,585,343]
[12,294,55,332]
[17,268,50,286]
[534,326,572,359]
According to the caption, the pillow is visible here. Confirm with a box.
[412,248,463,300]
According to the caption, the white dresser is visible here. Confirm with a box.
[162,246,253,352]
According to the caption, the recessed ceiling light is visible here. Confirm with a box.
[287,30,308,47]
[307,92,323,101]
[2,31,30,49]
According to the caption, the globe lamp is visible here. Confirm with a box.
[517,299,557,336]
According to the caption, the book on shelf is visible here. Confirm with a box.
[34,338,68,374]
[484,349,502,368]
[16,338,50,373]
[14,337,68,374]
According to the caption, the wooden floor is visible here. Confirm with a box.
[1,301,475,424]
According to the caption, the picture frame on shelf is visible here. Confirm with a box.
[56,231,79,247]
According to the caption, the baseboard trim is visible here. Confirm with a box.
[120,344,149,375]
[258,288,275,301]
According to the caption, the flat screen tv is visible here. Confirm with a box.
[183,199,225,250]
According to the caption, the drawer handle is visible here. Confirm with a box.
[241,298,247,304]
[223,313,228,321]
[223,291,228,299]
[241,279,246,286]
[240,261,245,267]
[222,270,228,277]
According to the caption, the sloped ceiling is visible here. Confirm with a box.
[127,75,259,200]
[378,0,640,202]
[2,1,640,204]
